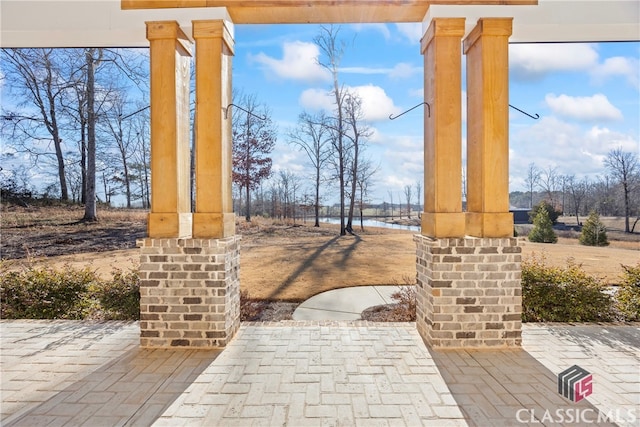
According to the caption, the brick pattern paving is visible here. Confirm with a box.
[1,321,638,426]
[138,237,241,348]
[1,321,222,426]
[522,324,639,427]
[155,322,466,426]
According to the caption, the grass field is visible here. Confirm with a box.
[2,205,638,301]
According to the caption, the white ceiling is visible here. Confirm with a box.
[0,0,638,48]
[427,0,640,43]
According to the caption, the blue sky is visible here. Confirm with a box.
[232,23,639,206]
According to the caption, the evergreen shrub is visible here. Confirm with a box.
[522,256,615,322]
[579,211,609,247]
[616,264,640,321]
[528,208,558,243]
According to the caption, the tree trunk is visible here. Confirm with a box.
[245,184,251,222]
[80,119,86,204]
[346,140,358,233]
[52,130,69,201]
[623,181,630,233]
[83,49,98,221]
[314,167,320,227]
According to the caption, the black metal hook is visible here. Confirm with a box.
[119,105,150,120]
[389,102,431,120]
[509,104,539,120]
[224,103,267,121]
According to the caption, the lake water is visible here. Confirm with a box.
[320,218,420,232]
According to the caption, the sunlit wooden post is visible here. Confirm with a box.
[192,20,236,238]
[139,20,240,349]
[416,16,521,348]
[464,18,514,238]
[420,18,466,238]
[146,21,193,238]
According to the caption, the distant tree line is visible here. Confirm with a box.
[510,150,640,233]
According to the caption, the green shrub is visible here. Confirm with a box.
[522,256,615,322]
[616,264,640,321]
[92,269,140,320]
[0,265,96,319]
[0,264,140,320]
[579,211,609,247]
[528,208,557,243]
[529,201,561,225]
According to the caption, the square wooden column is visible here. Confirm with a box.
[192,20,236,238]
[464,18,513,238]
[420,18,466,238]
[146,21,193,238]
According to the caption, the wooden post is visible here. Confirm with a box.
[420,18,466,238]
[464,18,513,238]
[146,21,193,238]
[192,20,236,238]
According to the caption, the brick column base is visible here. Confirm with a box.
[137,237,241,348]
[414,235,522,348]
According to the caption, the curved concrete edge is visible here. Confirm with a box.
[292,285,406,321]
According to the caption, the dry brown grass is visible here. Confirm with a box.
[1,204,147,259]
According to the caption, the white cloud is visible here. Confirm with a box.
[299,88,335,112]
[351,23,391,40]
[591,56,640,88]
[339,62,420,80]
[509,44,598,81]
[408,88,423,98]
[509,116,639,192]
[249,41,330,84]
[299,84,400,122]
[461,90,467,123]
[353,85,401,121]
[395,23,422,44]
[545,93,623,122]
[389,63,421,79]
[377,135,424,195]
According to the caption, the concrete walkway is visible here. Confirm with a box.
[293,286,401,321]
[1,320,638,426]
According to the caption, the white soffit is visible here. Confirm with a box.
[1,0,639,47]
[0,0,232,48]
[426,0,640,43]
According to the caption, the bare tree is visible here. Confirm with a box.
[82,48,105,221]
[524,162,541,209]
[538,165,560,208]
[343,93,372,233]
[605,148,639,233]
[404,184,413,219]
[356,158,377,231]
[1,48,76,201]
[232,93,277,222]
[415,179,422,214]
[315,25,348,236]
[288,111,332,227]
[461,166,467,207]
[102,95,139,208]
[387,190,394,220]
[565,175,588,226]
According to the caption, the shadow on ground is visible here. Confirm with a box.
[429,347,616,427]
[4,344,220,426]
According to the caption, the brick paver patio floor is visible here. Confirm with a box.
[1,320,638,426]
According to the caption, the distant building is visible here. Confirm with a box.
[510,209,530,224]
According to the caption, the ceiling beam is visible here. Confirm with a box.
[121,0,538,24]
